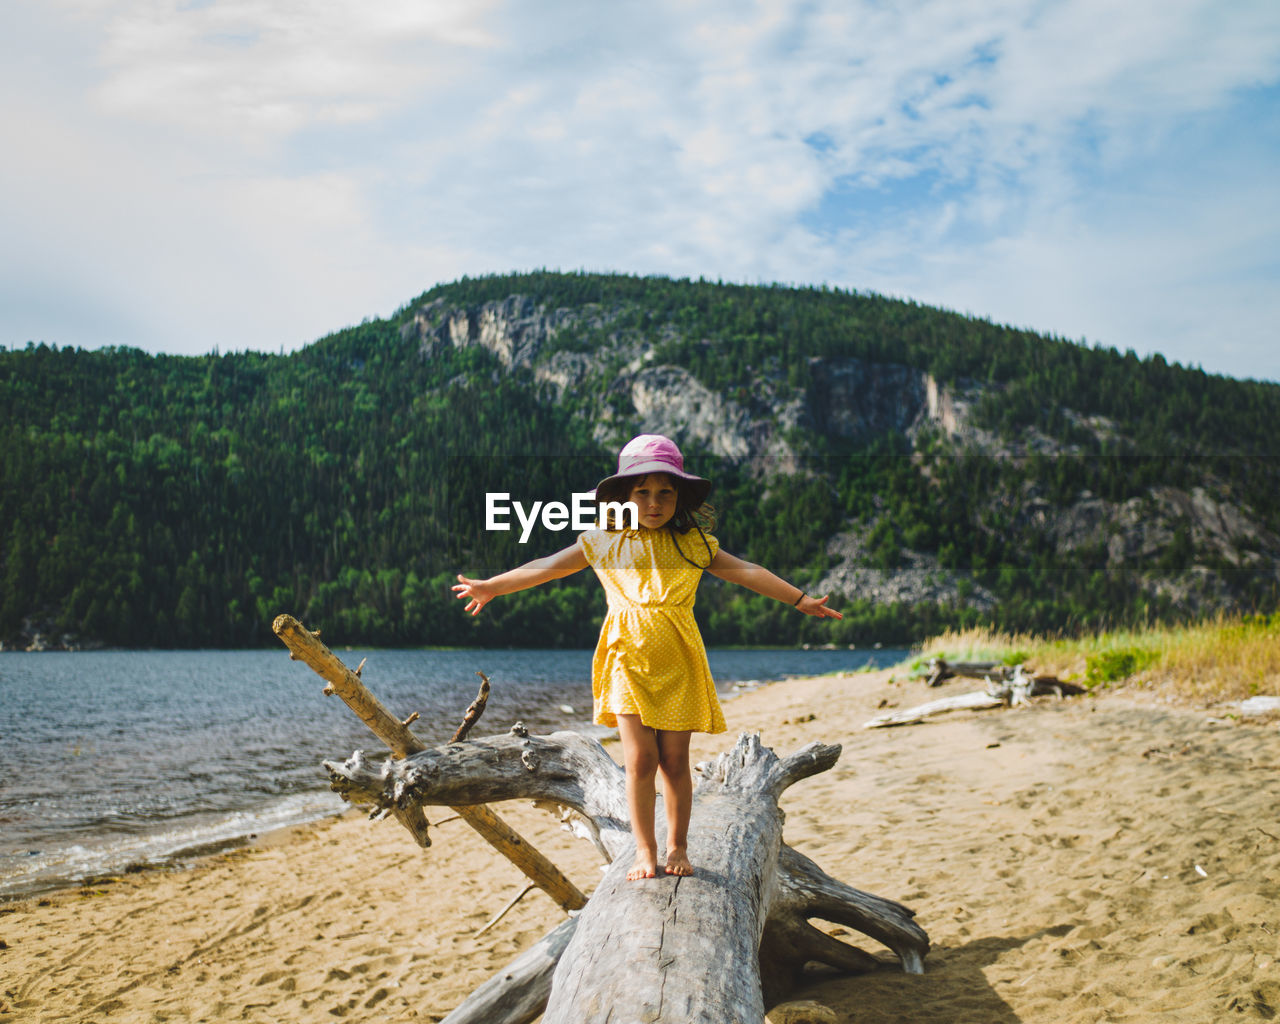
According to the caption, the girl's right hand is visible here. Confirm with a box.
[453,574,496,616]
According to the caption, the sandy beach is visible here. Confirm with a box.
[3,668,1279,1023]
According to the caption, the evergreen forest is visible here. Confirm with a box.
[3,271,1278,650]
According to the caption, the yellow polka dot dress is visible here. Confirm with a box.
[577,527,727,734]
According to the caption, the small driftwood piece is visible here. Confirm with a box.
[272,613,586,912]
[325,729,929,1024]
[863,689,1004,728]
[867,665,1084,728]
[923,657,1007,687]
[477,882,537,938]
[452,672,491,743]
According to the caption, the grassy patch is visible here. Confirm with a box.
[911,612,1280,705]
[1084,647,1160,688]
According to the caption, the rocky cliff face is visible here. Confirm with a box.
[402,293,961,461]
[402,293,1280,613]
[816,524,999,611]
[1032,484,1280,612]
[403,294,592,369]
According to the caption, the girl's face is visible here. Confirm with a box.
[628,473,678,530]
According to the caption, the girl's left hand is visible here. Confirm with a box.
[797,593,843,619]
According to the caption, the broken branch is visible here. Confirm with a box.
[272,613,587,912]
[452,672,491,743]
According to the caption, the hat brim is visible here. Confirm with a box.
[594,462,711,507]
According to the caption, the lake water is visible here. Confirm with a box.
[0,645,908,898]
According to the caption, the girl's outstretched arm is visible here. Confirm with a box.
[707,549,843,619]
[453,542,589,617]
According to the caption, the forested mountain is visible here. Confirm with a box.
[3,271,1278,650]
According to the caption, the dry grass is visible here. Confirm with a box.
[912,612,1280,706]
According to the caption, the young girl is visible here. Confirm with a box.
[453,434,842,881]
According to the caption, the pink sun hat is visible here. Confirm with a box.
[594,434,712,506]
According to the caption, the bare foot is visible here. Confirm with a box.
[664,847,694,877]
[627,851,658,881]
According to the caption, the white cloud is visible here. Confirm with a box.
[91,0,500,143]
[2,0,1278,380]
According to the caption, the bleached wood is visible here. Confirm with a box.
[325,729,930,1022]
[924,657,1009,686]
[869,665,1086,727]
[541,737,838,1024]
[770,846,928,974]
[273,613,424,757]
[273,613,587,911]
[863,689,1005,727]
[326,728,633,858]
[440,915,578,1024]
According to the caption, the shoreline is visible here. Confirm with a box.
[5,669,1278,1023]
[0,640,893,655]
[1,651,903,904]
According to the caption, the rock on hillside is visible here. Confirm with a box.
[816,523,998,611]
[1034,484,1280,613]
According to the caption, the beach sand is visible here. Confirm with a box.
[3,669,1279,1023]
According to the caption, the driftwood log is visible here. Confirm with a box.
[273,613,587,911]
[867,665,1086,728]
[326,728,929,1023]
[922,657,1011,686]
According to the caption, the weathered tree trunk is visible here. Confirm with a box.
[436,916,578,1024]
[543,735,824,1024]
[326,729,929,1023]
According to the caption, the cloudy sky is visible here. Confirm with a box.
[4,0,1279,381]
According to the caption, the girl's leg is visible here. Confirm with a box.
[656,729,694,876]
[616,714,661,880]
